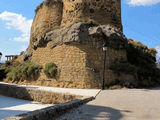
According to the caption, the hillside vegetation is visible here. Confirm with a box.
[126,39,160,87]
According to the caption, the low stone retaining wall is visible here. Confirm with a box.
[0,82,95,120]
[5,97,94,120]
[0,83,80,104]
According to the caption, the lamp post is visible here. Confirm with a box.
[102,43,107,90]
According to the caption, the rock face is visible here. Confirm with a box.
[24,0,135,89]
[29,0,122,48]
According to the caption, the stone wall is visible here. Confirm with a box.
[31,41,127,89]
[29,0,63,48]
[26,22,134,89]
[30,0,122,48]
[0,82,79,104]
[61,0,122,29]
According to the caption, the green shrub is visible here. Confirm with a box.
[44,62,57,78]
[0,61,12,80]
[110,61,137,76]
[6,61,42,81]
[127,39,160,87]
[35,1,44,13]
[0,68,7,80]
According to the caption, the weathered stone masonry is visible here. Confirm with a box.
[22,0,135,89]
[29,0,122,48]
[29,23,133,89]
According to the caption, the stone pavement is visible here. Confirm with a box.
[57,88,160,120]
[0,95,52,119]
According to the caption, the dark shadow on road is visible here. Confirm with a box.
[149,87,160,90]
[141,87,160,91]
[57,104,132,120]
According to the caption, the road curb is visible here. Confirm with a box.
[5,97,94,120]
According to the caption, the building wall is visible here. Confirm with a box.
[31,41,127,89]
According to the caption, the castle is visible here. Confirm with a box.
[22,0,136,89]
[30,0,122,48]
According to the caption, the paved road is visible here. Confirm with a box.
[58,88,160,120]
[0,95,52,119]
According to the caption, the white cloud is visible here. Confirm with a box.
[126,0,160,6]
[0,11,32,42]
[156,46,160,57]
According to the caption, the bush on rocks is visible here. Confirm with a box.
[6,61,42,81]
[110,61,137,76]
[127,39,160,87]
[44,62,57,78]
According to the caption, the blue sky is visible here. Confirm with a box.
[0,0,160,62]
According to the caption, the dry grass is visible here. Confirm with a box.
[27,89,78,104]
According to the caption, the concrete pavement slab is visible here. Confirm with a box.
[0,95,52,119]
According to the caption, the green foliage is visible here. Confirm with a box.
[35,1,44,13]
[127,39,157,65]
[0,68,6,81]
[44,62,57,78]
[110,61,137,76]
[127,39,160,87]
[6,61,42,81]
[0,61,19,80]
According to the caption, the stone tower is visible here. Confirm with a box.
[23,0,134,89]
[29,0,63,48]
[61,0,122,29]
[29,0,122,49]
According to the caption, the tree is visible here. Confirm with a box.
[157,58,160,65]
[0,52,2,61]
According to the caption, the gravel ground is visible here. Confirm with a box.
[57,88,160,120]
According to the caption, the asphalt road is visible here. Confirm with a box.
[58,88,160,120]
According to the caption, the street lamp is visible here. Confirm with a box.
[102,43,107,90]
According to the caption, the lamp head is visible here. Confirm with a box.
[103,43,107,51]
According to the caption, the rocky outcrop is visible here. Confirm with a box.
[22,49,33,61]
[32,23,127,50]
